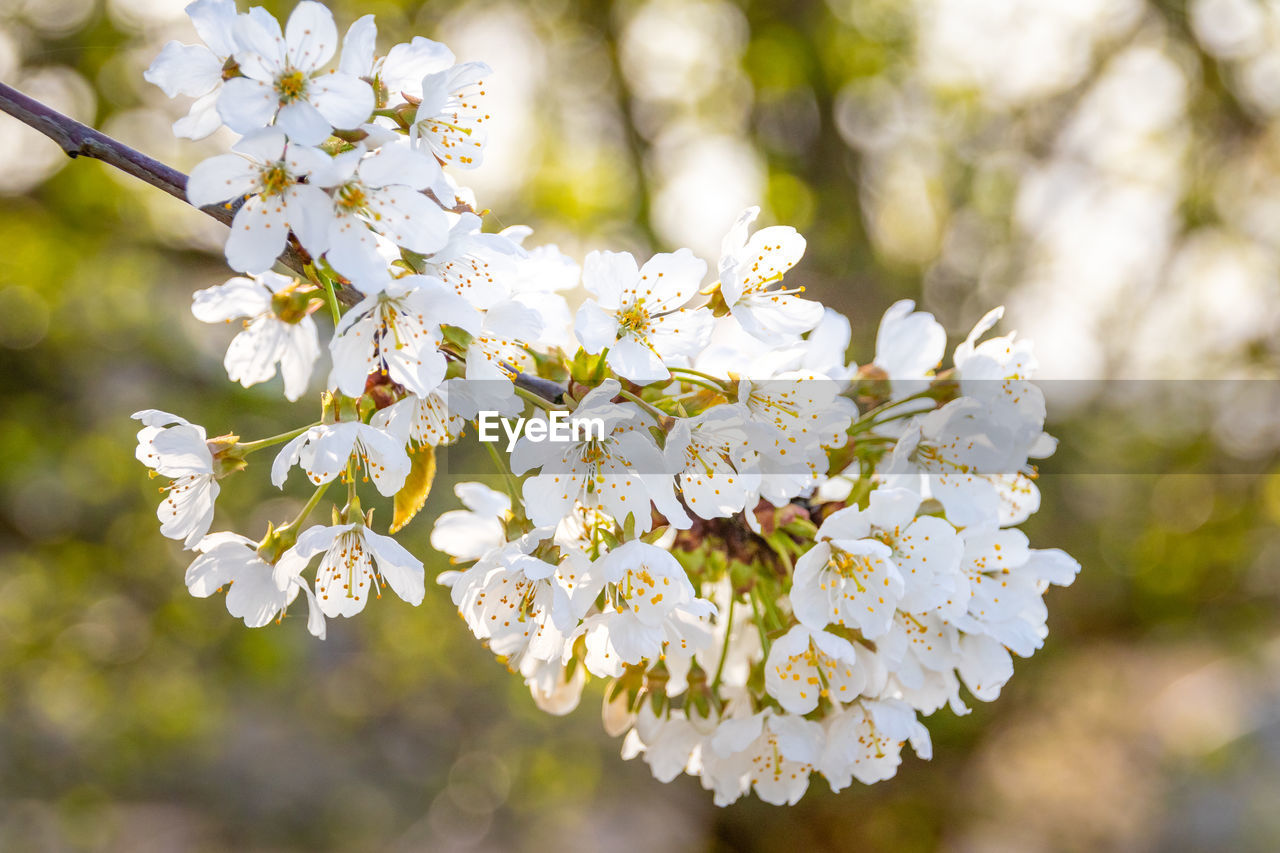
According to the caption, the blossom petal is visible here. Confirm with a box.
[283,183,333,257]
[285,0,338,72]
[364,185,449,253]
[367,530,426,605]
[145,41,222,98]
[225,197,289,274]
[276,99,332,146]
[186,154,258,208]
[310,72,375,131]
[338,14,376,77]
[191,276,271,323]
[216,77,278,135]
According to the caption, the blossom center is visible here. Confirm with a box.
[832,549,872,592]
[259,164,292,197]
[337,182,368,212]
[275,69,309,103]
[616,301,651,337]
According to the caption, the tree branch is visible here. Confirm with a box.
[0,80,315,279]
[0,80,564,403]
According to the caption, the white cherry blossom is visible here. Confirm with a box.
[664,406,760,519]
[186,129,335,274]
[318,143,450,289]
[511,381,691,533]
[271,421,410,497]
[575,249,713,384]
[220,0,374,144]
[288,522,425,617]
[410,61,492,168]
[191,271,320,401]
[764,624,869,714]
[327,275,480,398]
[187,531,325,637]
[133,409,219,548]
[718,206,823,343]
[144,0,260,139]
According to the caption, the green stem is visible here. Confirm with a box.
[711,594,736,691]
[291,479,332,530]
[618,389,667,423]
[234,423,317,455]
[852,388,937,429]
[484,439,522,506]
[306,262,342,326]
[749,588,771,658]
[668,366,730,389]
[515,385,561,412]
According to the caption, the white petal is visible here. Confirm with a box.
[636,248,707,309]
[357,143,442,190]
[580,250,637,307]
[607,336,668,384]
[216,77,277,135]
[187,0,239,58]
[186,154,257,208]
[283,183,333,256]
[574,301,619,354]
[145,41,221,98]
[224,559,291,627]
[278,319,320,401]
[367,530,426,605]
[225,197,288,274]
[173,89,224,140]
[364,185,449,253]
[310,73,375,131]
[338,14,376,77]
[192,276,271,323]
[284,0,338,72]
[276,99,331,146]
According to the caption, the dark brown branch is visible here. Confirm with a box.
[0,80,313,278]
[0,80,564,402]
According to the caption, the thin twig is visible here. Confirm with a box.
[0,80,315,280]
[0,81,566,401]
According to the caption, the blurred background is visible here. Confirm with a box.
[1,0,1280,849]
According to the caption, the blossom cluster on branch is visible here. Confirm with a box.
[135,0,1079,806]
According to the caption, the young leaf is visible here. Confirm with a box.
[390,445,437,533]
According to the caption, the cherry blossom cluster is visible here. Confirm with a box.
[136,0,1079,806]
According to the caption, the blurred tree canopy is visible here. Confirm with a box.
[1,0,1279,850]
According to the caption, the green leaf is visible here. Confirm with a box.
[390,445,436,534]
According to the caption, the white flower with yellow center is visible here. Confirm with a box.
[819,700,931,791]
[764,624,870,714]
[186,128,335,274]
[318,143,450,291]
[327,275,480,399]
[286,521,425,618]
[574,249,713,384]
[791,535,903,639]
[717,206,823,344]
[191,271,320,401]
[664,406,760,520]
[511,380,691,534]
[270,421,410,497]
[219,0,374,145]
[573,540,716,677]
[700,711,826,806]
[133,409,219,548]
[410,61,492,169]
